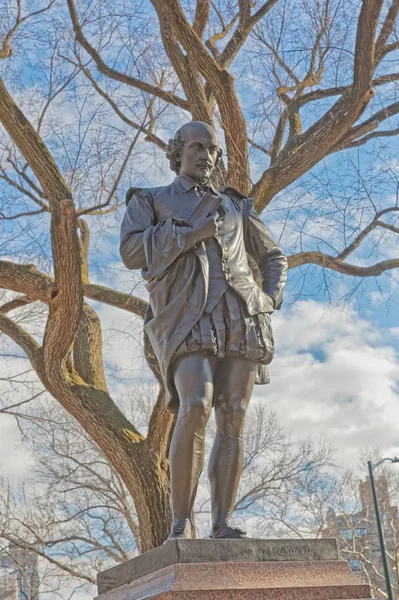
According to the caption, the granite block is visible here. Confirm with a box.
[96,560,371,600]
[135,594,371,600]
[97,538,338,594]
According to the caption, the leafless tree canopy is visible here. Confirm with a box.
[0,397,334,596]
[0,0,399,555]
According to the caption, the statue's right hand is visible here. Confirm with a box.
[192,212,219,241]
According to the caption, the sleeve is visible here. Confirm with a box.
[119,190,197,278]
[243,198,288,310]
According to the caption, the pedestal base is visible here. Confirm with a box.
[96,539,372,600]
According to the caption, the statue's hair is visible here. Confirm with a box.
[166,131,185,175]
[166,125,223,174]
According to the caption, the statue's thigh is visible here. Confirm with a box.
[172,351,216,407]
[213,357,257,408]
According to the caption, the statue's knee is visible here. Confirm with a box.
[218,396,247,436]
[179,393,212,425]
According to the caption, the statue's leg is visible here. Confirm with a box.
[208,356,256,536]
[168,351,216,538]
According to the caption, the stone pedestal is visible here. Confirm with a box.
[96,539,372,600]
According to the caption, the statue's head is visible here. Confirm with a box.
[166,121,222,184]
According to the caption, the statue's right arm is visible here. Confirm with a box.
[119,191,198,276]
[119,191,151,270]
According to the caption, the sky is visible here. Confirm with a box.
[1,117,399,596]
[1,1,399,596]
[2,173,399,599]
[92,286,399,469]
[258,299,399,466]
[1,163,399,480]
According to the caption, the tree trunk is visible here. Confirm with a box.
[51,381,171,552]
[131,442,172,552]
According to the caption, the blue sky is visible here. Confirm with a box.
[1,1,399,595]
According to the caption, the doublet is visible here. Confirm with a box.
[204,237,228,312]
[120,175,288,411]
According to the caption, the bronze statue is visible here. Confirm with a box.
[120,122,288,541]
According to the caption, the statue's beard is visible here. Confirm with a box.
[196,167,213,185]
[198,173,210,185]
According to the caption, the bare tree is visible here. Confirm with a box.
[0,0,399,551]
[0,398,333,595]
[268,451,399,599]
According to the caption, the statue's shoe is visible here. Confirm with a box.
[210,525,248,539]
[165,518,194,542]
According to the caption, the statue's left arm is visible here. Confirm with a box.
[243,198,288,310]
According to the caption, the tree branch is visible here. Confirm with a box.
[337,126,399,150]
[248,138,271,156]
[42,199,83,379]
[0,80,82,371]
[270,111,288,165]
[78,131,142,217]
[82,284,147,318]
[152,0,223,79]
[353,0,384,92]
[335,101,399,150]
[0,313,42,371]
[0,78,70,204]
[164,23,212,123]
[147,387,174,460]
[73,302,108,391]
[337,207,399,260]
[0,73,80,373]
[379,39,399,60]
[375,0,399,63]
[205,12,239,59]
[6,157,47,200]
[218,0,280,69]
[0,0,57,59]
[0,295,34,314]
[0,166,49,211]
[0,261,55,303]
[0,208,47,220]
[255,33,300,87]
[76,219,90,284]
[66,0,188,110]
[288,253,399,277]
[0,259,147,318]
[193,0,211,37]
[62,54,166,152]
[151,0,250,191]
[0,536,95,585]
[252,0,385,208]
[293,73,399,110]
[0,391,45,414]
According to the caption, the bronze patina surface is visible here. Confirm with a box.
[120,122,288,542]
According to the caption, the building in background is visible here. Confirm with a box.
[322,474,399,599]
[0,548,39,600]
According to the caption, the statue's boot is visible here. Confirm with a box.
[166,518,194,541]
[210,522,247,539]
[210,513,248,540]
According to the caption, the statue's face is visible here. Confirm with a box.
[179,124,219,184]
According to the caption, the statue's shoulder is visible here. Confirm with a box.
[125,184,170,206]
[220,185,247,201]
[220,186,249,211]
[220,186,258,216]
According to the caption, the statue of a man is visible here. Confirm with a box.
[120,121,288,541]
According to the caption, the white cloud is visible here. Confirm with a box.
[90,295,399,471]
[0,415,33,480]
[0,349,37,481]
[254,300,399,468]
